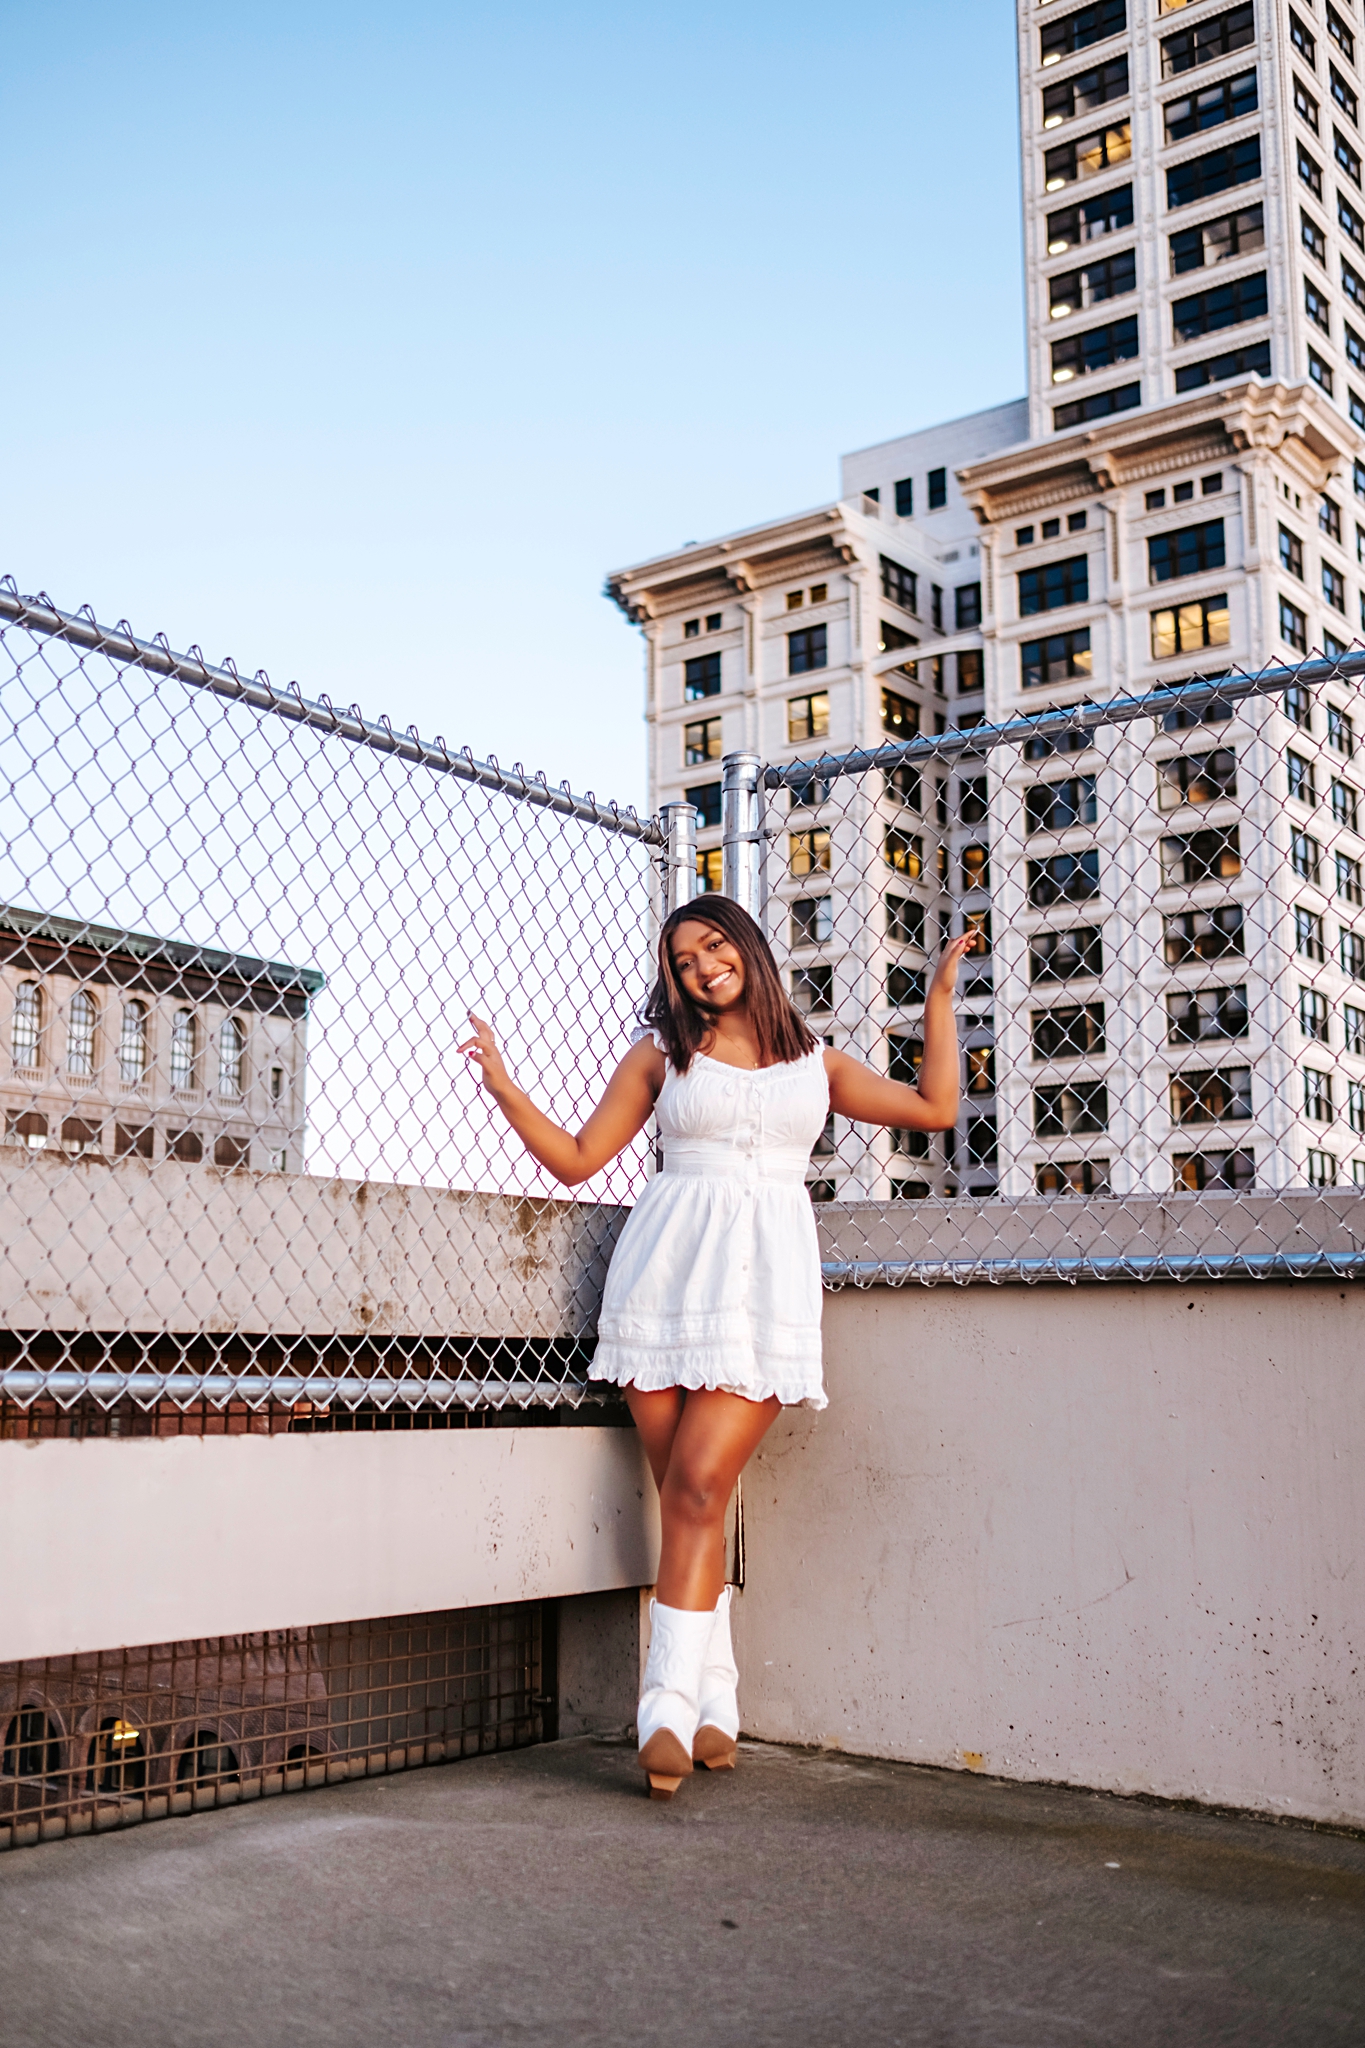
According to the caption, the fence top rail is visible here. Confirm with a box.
[764,649,1365,788]
[0,578,663,846]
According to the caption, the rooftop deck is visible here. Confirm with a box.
[3,1738,1362,2047]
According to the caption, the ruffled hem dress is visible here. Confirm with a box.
[588,1037,830,1411]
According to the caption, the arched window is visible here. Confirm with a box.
[176,1730,240,1785]
[11,981,41,1069]
[218,1016,243,1097]
[119,1000,147,1084]
[67,989,96,1077]
[170,1008,197,1090]
[3,1706,61,1779]
[86,1716,146,1794]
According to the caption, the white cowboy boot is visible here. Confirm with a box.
[637,1599,713,1799]
[692,1584,740,1770]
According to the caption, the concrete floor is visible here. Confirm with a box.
[2,1739,1363,2048]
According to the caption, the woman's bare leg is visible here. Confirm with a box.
[654,1388,781,1610]
[624,1384,686,1491]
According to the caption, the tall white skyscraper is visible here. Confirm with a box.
[1018,0,1362,440]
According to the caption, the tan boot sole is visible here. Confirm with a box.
[639,1727,693,1798]
[692,1724,738,1770]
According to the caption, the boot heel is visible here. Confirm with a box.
[638,1725,692,1790]
[692,1726,737,1770]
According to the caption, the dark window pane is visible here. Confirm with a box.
[1173,339,1271,391]
[1166,136,1263,209]
[1026,775,1099,832]
[1029,926,1104,982]
[1041,0,1127,65]
[1171,271,1267,339]
[1031,1003,1106,1058]
[1161,4,1255,78]
[880,556,918,612]
[1148,520,1226,583]
[1051,315,1140,381]
[787,624,828,675]
[1018,555,1090,614]
[685,782,722,828]
[1053,380,1141,429]
[1047,183,1135,253]
[684,652,722,701]
[955,583,982,629]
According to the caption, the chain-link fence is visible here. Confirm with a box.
[748,655,1365,1283]
[0,582,660,1418]
[3,578,1361,1430]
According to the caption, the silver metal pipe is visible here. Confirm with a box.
[0,1370,609,1410]
[0,579,664,846]
[660,801,699,916]
[767,654,1365,788]
[821,1250,1365,1287]
[721,752,763,917]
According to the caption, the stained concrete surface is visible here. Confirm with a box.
[1,1739,1363,2048]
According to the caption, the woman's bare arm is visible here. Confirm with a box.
[458,1016,663,1186]
[824,933,973,1131]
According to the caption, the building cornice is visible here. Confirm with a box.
[605,505,870,621]
[957,383,1362,526]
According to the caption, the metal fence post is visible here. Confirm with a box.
[660,801,699,916]
[721,751,763,919]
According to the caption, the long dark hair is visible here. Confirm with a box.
[644,895,816,1073]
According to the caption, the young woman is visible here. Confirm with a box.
[460,895,971,1798]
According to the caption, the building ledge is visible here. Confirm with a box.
[958,382,1363,524]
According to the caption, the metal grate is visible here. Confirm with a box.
[718,655,1365,1284]
[0,1393,628,1439]
[0,580,661,1416]
[0,1602,548,1851]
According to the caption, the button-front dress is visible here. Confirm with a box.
[588,1039,831,1411]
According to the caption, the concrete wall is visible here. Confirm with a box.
[556,1588,648,1739]
[0,1150,625,1338]
[735,1280,1365,1828]
[0,1428,659,1664]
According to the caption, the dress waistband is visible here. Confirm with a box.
[660,1139,810,1187]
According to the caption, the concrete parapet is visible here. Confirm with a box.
[0,1151,626,1338]
[817,1189,1365,1278]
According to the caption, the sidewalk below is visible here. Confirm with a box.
[2,1737,1362,2047]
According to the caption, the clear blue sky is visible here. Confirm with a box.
[4,1,1024,811]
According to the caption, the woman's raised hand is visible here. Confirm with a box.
[458,1013,513,1097]
[928,931,977,1001]
[455,1013,658,1185]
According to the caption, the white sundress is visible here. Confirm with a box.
[588,1038,831,1411]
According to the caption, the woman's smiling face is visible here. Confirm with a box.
[669,919,747,1012]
